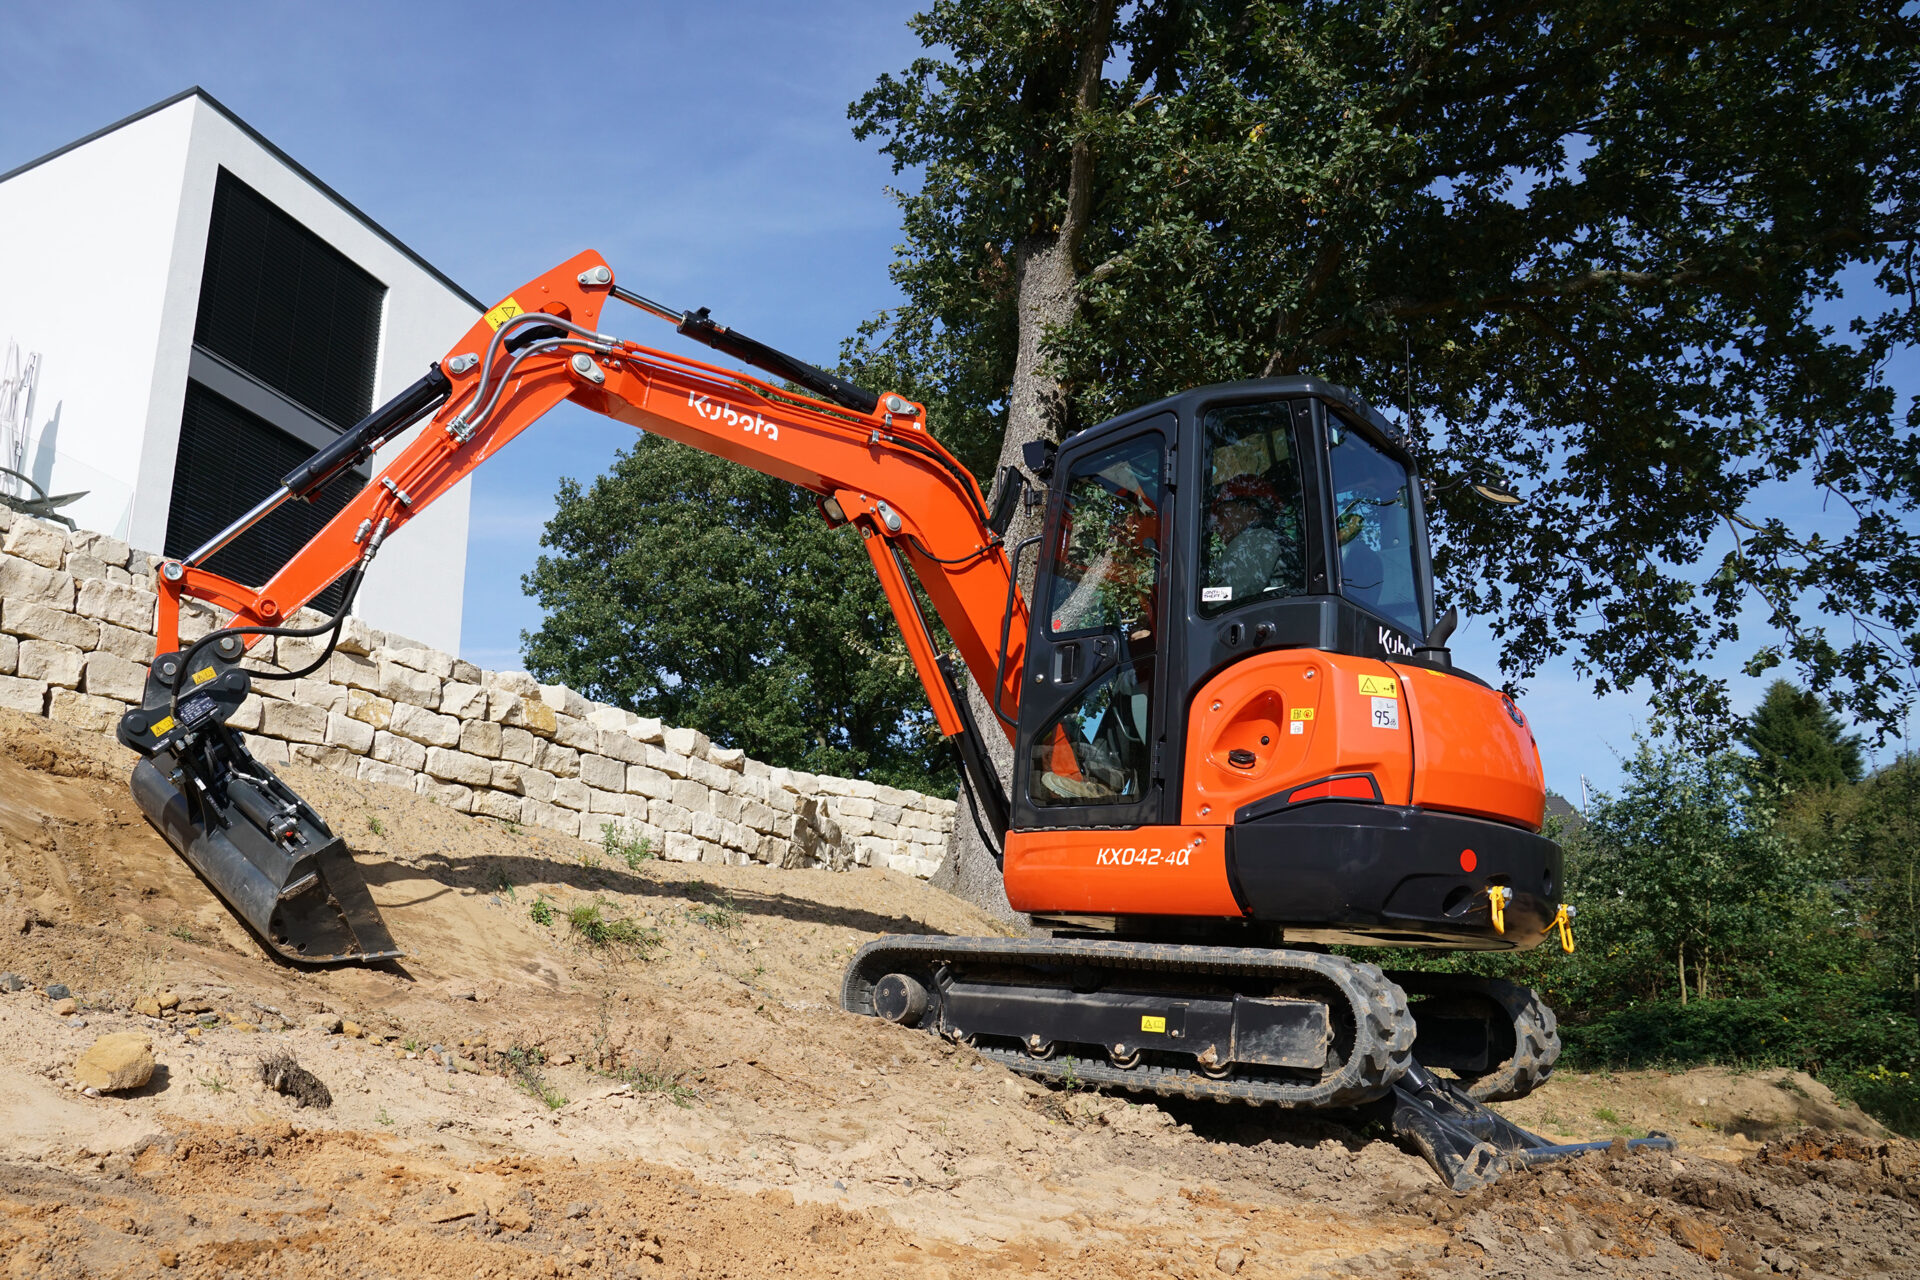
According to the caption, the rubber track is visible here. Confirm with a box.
[1461,978,1560,1103]
[1389,973,1562,1103]
[842,937,1414,1109]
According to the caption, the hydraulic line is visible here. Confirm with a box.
[878,432,995,529]
[948,737,1004,865]
[451,322,622,438]
[906,532,997,567]
[456,336,614,435]
[455,309,624,427]
[166,563,368,716]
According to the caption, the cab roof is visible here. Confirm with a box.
[1065,377,1408,459]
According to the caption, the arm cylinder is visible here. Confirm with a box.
[674,309,879,415]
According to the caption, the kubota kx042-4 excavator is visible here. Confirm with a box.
[118,251,1668,1188]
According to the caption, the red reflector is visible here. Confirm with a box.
[1460,848,1478,872]
[1291,775,1377,803]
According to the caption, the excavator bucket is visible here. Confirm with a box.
[129,759,399,964]
[117,643,400,966]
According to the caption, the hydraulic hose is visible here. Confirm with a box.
[949,739,1004,866]
[451,312,622,436]
[166,560,372,716]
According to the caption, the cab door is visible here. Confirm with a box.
[1013,419,1172,831]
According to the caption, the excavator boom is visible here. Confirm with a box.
[155,251,1026,739]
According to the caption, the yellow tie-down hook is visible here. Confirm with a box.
[1551,903,1578,953]
[1487,885,1513,934]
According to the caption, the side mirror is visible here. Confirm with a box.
[1429,471,1526,507]
[1414,605,1459,669]
[987,466,1024,537]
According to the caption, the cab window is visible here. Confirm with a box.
[1199,401,1308,614]
[1027,661,1153,805]
[1046,435,1163,635]
[1326,418,1425,635]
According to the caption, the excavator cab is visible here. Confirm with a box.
[1002,379,1561,951]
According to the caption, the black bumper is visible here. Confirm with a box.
[1227,803,1562,949]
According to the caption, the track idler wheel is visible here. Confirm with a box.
[873,974,930,1026]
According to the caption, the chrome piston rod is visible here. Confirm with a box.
[176,485,294,572]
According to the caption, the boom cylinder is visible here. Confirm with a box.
[280,364,452,499]
[179,364,452,570]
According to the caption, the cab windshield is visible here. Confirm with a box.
[1326,417,1426,636]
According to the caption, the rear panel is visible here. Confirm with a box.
[1393,664,1545,830]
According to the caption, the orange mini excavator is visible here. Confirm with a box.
[120,251,1667,1187]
